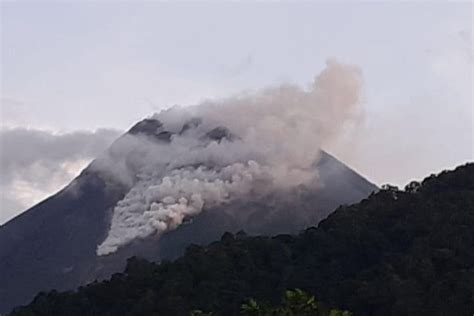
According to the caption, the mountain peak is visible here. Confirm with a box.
[128,118,163,135]
[0,116,377,314]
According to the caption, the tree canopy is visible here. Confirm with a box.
[10,163,474,316]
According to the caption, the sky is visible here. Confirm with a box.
[0,1,473,224]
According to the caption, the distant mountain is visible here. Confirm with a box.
[10,163,473,316]
[0,118,377,314]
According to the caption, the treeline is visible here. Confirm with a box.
[10,163,474,316]
[192,288,352,316]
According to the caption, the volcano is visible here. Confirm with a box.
[0,117,377,314]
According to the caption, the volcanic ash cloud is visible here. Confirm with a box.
[96,59,363,256]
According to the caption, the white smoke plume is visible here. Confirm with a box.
[96,59,363,255]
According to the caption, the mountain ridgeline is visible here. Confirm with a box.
[10,163,474,316]
[0,118,377,314]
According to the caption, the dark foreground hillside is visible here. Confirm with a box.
[11,163,474,316]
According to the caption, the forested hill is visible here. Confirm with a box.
[11,163,474,316]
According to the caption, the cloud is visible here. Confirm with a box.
[0,127,121,224]
[96,59,364,255]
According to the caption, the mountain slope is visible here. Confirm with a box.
[0,118,377,314]
[10,163,473,316]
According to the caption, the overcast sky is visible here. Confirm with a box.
[1,1,473,224]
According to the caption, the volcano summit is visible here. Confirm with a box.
[0,61,377,314]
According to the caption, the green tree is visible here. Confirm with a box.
[241,289,351,316]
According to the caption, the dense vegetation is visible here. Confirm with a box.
[192,288,351,316]
[11,163,474,316]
